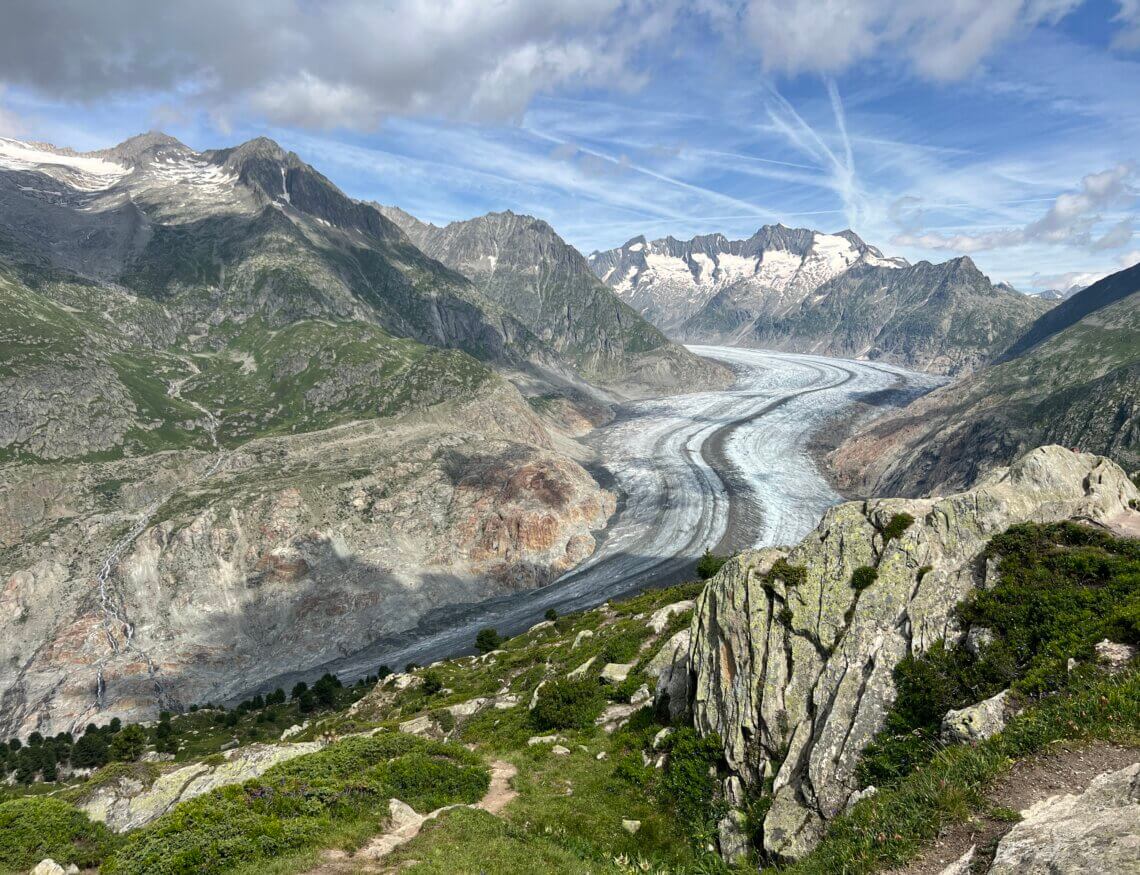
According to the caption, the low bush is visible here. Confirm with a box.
[659,729,726,841]
[858,521,1140,788]
[0,796,120,871]
[475,627,502,654]
[850,566,878,591]
[530,677,606,731]
[881,512,915,543]
[696,549,730,580]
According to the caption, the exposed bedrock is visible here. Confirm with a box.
[681,445,1139,861]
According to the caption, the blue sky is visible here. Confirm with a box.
[1,0,1138,290]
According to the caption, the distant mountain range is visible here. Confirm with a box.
[589,226,1052,375]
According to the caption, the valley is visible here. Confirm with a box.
[256,347,938,696]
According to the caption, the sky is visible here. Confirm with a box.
[0,0,1138,290]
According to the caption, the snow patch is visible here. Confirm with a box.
[0,137,128,191]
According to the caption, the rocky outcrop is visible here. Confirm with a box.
[941,689,1009,744]
[682,446,1138,861]
[987,763,1140,873]
[79,741,323,831]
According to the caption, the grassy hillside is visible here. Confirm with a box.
[0,522,1136,873]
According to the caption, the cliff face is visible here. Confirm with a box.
[680,446,1138,860]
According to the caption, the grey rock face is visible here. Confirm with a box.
[987,763,1140,874]
[941,690,1009,744]
[682,446,1138,861]
[79,741,323,832]
[648,628,691,723]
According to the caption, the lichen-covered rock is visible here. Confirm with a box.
[648,600,694,634]
[938,845,976,875]
[987,763,1140,874]
[79,741,323,832]
[600,662,634,684]
[684,447,1138,861]
[941,690,1009,744]
[717,808,750,864]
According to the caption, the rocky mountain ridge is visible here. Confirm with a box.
[589,225,1052,375]
[0,132,663,734]
[379,207,730,396]
[831,262,1140,497]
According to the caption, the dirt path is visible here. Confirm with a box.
[892,741,1139,874]
[306,759,518,874]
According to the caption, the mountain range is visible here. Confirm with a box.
[590,227,1052,375]
[0,131,722,735]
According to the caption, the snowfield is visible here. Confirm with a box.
[270,347,939,690]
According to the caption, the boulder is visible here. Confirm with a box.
[551,745,571,756]
[685,447,1138,861]
[622,819,641,834]
[527,734,562,746]
[648,600,695,634]
[567,657,596,679]
[937,845,976,875]
[630,684,651,706]
[717,808,750,864]
[596,703,638,733]
[572,629,594,649]
[941,690,1009,744]
[845,785,877,811]
[652,727,674,750]
[398,715,439,738]
[600,662,634,684]
[31,861,65,875]
[1095,639,1138,672]
[987,763,1140,874]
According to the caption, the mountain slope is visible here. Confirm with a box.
[0,134,626,734]
[381,208,731,395]
[738,256,1054,375]
[831,263,1140,496]
[590,226,1050,375]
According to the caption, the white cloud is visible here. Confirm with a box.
[0,0,678,129]
[1090,217,1134,250]
[1114,0,1140,49]
[1119,248,1140,268]
[728,0,1083,80]
[892,164,1138,253]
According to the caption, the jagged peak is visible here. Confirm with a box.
[94,130,191,165]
